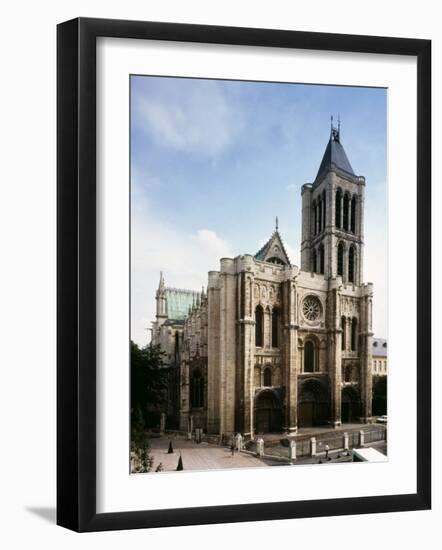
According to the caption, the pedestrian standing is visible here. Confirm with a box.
[231,443,235,456]
[325,444,330,460]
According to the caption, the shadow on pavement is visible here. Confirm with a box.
[26,506,56,524]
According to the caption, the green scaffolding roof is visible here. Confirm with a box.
[165,288,200,321]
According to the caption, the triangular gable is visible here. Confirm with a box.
[254,231,291,266]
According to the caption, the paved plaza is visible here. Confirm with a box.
[148,437,279,473]
[144,423,387,474]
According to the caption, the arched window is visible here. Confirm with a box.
[343,193,350,230]
[322,190,327,230]
[319,244,325,274]
[348,246,355,283]
[255,305,264,347]
[174,330,180,362]
[312,201,317,236]
[351,318,358,351]
[191,369,204,408]
[317,201,321,234]
[335,189,342,228]
[312,248,317,273]
[263,367,272,387]
[337,242,344,276]
[341,316,346,350]
[267,257,285,265]
[271,308,279,348]
[351,195,357,233]
[304,340,315,373]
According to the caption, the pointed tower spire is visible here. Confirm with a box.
[158,270,165,291]
[316,116,353,181]
[155,271,167,321]
[275,216,279,231]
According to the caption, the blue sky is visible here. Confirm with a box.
[131,75,387,346]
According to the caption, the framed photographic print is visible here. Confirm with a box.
[57,17,431,532]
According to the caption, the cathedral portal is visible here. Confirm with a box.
[254,390,283,434]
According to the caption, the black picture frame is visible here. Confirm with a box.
[57,17,431,532]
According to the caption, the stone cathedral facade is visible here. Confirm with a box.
[151,123,374,437]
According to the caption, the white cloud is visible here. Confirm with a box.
[193,229,231,259]
[364,190,388,339]
[131,203,233,346]
[136,82,243,157]
[283,240,299,267]
[364,239,388,339]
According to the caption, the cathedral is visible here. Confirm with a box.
[151,122,374,437]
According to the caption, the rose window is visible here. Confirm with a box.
[302,296,321,322]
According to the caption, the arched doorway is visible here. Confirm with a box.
[341,386,361,423]
[254,391,282,433]
[190,368,204,408]
[298,378,329,427]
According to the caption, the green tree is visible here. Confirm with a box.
[372,376,387,416]
[130,341,168,427]
[130,405,154,473]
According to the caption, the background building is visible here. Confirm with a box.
[372,338,388,375]
[371,337,388,416]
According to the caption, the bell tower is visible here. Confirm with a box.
[301,118,365,285]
